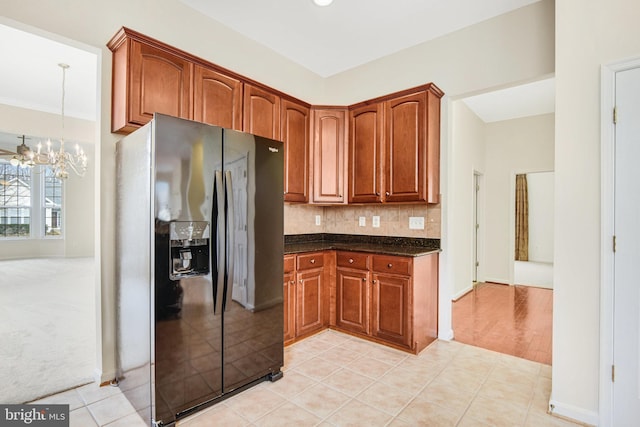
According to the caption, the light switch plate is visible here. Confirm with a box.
[372,216,380,228]
[409,216,425,230]
[315,215,321,226]
[359,216,366,227]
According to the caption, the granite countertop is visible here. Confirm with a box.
[284,233,441,257]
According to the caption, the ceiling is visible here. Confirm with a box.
[0,0,553,136]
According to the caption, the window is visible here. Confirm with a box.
[0,161,64,239]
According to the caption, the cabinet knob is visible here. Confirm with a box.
[388,263,393,268]
[362,278,367,282]
[386,191,390,196]
[299,279,303,284]
[290,280,295,285]
[310,259,316,264]
[375,192,380,196]
[349,258,354,264]
[372,280,377,284]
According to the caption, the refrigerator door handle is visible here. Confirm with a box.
[213,170,226,314]
[223,170,235,312]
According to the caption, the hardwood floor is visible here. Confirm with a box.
[452,282,552,365]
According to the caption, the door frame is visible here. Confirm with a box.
[599,56,640,427]
[472,170,484,284]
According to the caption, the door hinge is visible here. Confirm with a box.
[613,107,617,124]
[613,235,617,253]
[612,365,615,382]
[476,261,480,267]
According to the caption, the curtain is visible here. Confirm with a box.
[515,174,529,261]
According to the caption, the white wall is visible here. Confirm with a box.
[450,101,486,299]
[527,172,554,263]
[553,0,640,423]
[0,0,555,384]
[483,113,554,284]
[0,104,95,259]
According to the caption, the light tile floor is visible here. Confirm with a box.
[32,330,585,426]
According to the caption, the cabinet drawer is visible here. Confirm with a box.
[337,252,369,270]
[284,255,295,273]
[372,255,411,276]
[297,252,324,270]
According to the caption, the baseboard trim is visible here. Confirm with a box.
[484,278,509,285]
[549,399,598,426]
[94,368,116,386]
[452,285,473,301]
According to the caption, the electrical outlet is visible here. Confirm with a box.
[315,215,321,226]
[409,216,425,230]
[372,216,380,228]
[359,216,366,227]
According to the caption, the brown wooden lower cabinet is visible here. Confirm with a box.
[286,250,438,354]
[283,252,329,344]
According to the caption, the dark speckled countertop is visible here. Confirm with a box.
[284,233,440,257]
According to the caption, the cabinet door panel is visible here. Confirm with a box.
[296,269,324,336]
[193,66,242,130]
[282,100,310,202]
[284,271,296,342]
[312,109,347,203]
[349,103,383,203]
[130,40,192,125]
[384,91,426,203]
[336,268,369,335]
[371,274,411,347]
[243,84,280,140]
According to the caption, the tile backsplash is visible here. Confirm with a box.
[284,204,441,238]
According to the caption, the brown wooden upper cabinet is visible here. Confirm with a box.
[311,108,348,204]
[193,65,242,131]
[281,99,310,203]
[243,83,281,140]
[348,85,442,204]
[349,103,384,204]
[109,31,193,133]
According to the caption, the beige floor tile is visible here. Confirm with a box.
[327,399,392,427]
[386,416,417,427]
[86,393,137,426]
[355,381,415,416]
[462,395,528,427]
[322,368,375,397]
[428,364,487,394]
[319,345,364,366]
[524,412,585,427]
[76,382,123,405]
[499,353,543,376]
[264,370,317,399]
[291,383,349,419]
[487,363,538,391]
[103,412,148,427]
[396,399,460,426]
[284,345,315,370]
[366,345,408,366]
[224,386,286,422]
[478,376,535,409]
[344,356,394,378]
[293,356,343,381]
[69,407,99,427]
[395,357,446,382]
[254,401,322,427]
[540,363,553,379]
[30,387,86,411]
[179,404,251,427]
[378,366,433,395]
[416,380,474,415]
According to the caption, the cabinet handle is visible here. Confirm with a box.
[310,259,315,264]
[349,258,354,264]
[388,263,393,269]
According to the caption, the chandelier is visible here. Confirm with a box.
[9,63,88,179]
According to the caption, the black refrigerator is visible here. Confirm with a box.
[115,113,284,426]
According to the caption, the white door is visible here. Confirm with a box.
[613,66,640,425]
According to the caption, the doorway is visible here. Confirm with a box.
[512,171,554,288]
[0,22,99,403]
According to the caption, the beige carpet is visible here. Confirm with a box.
[0,257,96,403]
